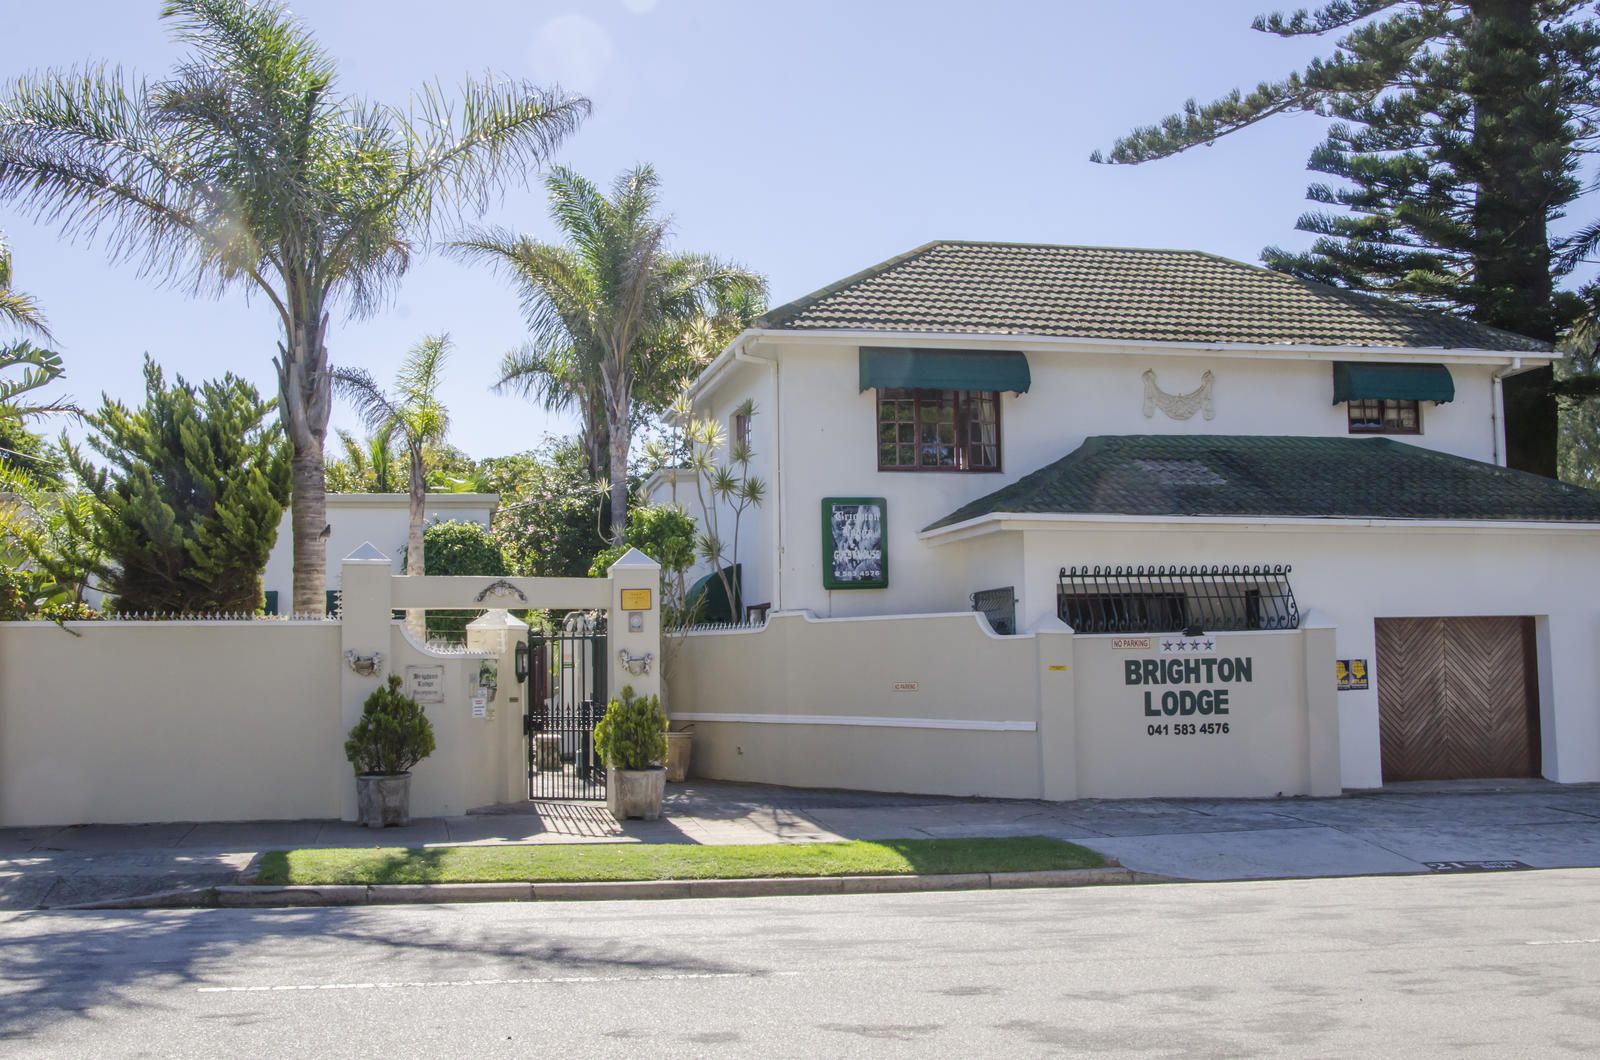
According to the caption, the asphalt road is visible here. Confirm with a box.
[2,870,1598,1057]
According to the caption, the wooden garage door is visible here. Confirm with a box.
[1375,617,1540,782]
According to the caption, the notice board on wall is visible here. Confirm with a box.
[822,497,888,590]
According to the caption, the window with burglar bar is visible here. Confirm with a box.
[877,388,1000,471]
[1057,565,1299,633]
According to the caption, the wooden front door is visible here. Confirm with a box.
[1374,617,1540,782]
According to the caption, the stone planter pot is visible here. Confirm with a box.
[356,772,412,828]
[665,731,693,783]
[606,767,666,821]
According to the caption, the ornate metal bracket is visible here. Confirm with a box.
[618,648,654,676]
[474,578,528,604]
[1142,369,1215,421]
[344,650,384,676]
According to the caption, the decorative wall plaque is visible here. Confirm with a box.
[1142,369,1215,421]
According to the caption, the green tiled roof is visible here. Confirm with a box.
[759,242,1550,353]
[925,436,1600,531]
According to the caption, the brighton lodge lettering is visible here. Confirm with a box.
[1125,656,1254,717]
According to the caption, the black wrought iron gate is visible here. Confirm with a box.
[518,617,609,800]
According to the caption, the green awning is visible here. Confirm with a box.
[686,564,741,624]
[1332,362,1454,405]
[859,347,1031,394]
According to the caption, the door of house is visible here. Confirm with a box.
[522,615,609,800]
[1374,616,1540,782]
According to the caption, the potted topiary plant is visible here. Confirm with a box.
[345,674,436,827]
[593,684,669,821]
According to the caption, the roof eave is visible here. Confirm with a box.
[740,328,1553,363]
[920,510,1600,544]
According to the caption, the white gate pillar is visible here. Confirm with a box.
[607,548,663,710]
[338,543,395,821]
[466,609,532,803]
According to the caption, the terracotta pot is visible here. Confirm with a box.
[356,772,412,828]
[665,732,693,783]
[606,767,666,821]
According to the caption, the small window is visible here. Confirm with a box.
[1347,399,1420,434]
[731,411,752,452]
[876,388,1001,472]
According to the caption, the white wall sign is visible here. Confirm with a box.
[405,664,445,704]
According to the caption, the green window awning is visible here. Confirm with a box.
[859,347,1031,394]
[1332,362,1454,405]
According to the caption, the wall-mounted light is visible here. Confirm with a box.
[345,650,383,676]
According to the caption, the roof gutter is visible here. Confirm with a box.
[920,510,1600,544]
[732,328,1554,366]
[687,330,758,402]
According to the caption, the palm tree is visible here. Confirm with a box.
[333,335,452,611]
[0,232,50,341]
[0,0,586,615]
[452,165,765,541]
[329,426,400,493]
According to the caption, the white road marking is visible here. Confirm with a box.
[199,971,781,993]
[1525,938,1600,947]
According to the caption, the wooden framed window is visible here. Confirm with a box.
[731,411,752,451]
[1347,398,1421,434]
[876,388,1001,472]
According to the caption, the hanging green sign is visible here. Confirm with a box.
[821,497,888,590]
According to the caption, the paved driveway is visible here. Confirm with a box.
[4,780,1600,907]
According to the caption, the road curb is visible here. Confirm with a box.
[51,866,1139,910]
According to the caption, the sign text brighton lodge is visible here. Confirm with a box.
[1125,655,1254,720]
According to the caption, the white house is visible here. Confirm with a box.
[261,492,498,614]
[655,241,1600,795]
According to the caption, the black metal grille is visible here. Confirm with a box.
[525,617,609,800]
[1057,565,1299,634]
[971,586,1017,635]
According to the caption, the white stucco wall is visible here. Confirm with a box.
[968,520,1600,788]
[670,338,1524,621]
[261,492,498,609]
[0,621,345,826]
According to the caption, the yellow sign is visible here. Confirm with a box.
[620,588,653,611]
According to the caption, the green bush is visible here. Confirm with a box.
[345,674,436,776]
[593,685,668,771]
[587,504,696,578]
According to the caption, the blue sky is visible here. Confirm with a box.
[4,0,1342,458]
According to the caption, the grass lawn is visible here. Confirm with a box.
[253,836,1105,886]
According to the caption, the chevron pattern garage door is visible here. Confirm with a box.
[1375,617,1540,782]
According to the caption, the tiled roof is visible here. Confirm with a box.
[925,435,1600,531]
[759,242,1550,353]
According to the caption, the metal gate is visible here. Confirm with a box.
[518,614,609,800]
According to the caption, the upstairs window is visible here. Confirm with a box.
[731,410,752,451]
[877,388,1001,471]
[1347,398,1420,435]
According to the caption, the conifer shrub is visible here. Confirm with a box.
[345,675,436,776]
[593,685,667,771]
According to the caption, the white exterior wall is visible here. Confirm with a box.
[261,493,498,608]
[983,521,1600,788]
[686,338,1513,620]
[654,360,781,612]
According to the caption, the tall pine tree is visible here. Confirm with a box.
[1097,1,1600,474]
[67,358,290,613]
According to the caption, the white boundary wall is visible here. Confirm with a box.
[0,546,664,827]
[0,621,345,825]
[668,610,1340,800]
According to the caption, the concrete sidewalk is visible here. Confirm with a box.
[6,779,1600,908]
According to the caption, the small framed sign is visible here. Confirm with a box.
[1336,659,1370,691]
[822,497,888,590]
[620,588,653,611]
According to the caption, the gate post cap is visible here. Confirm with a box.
[343,541,390,563]
[607,547,661,572]
[466,609,530,631]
